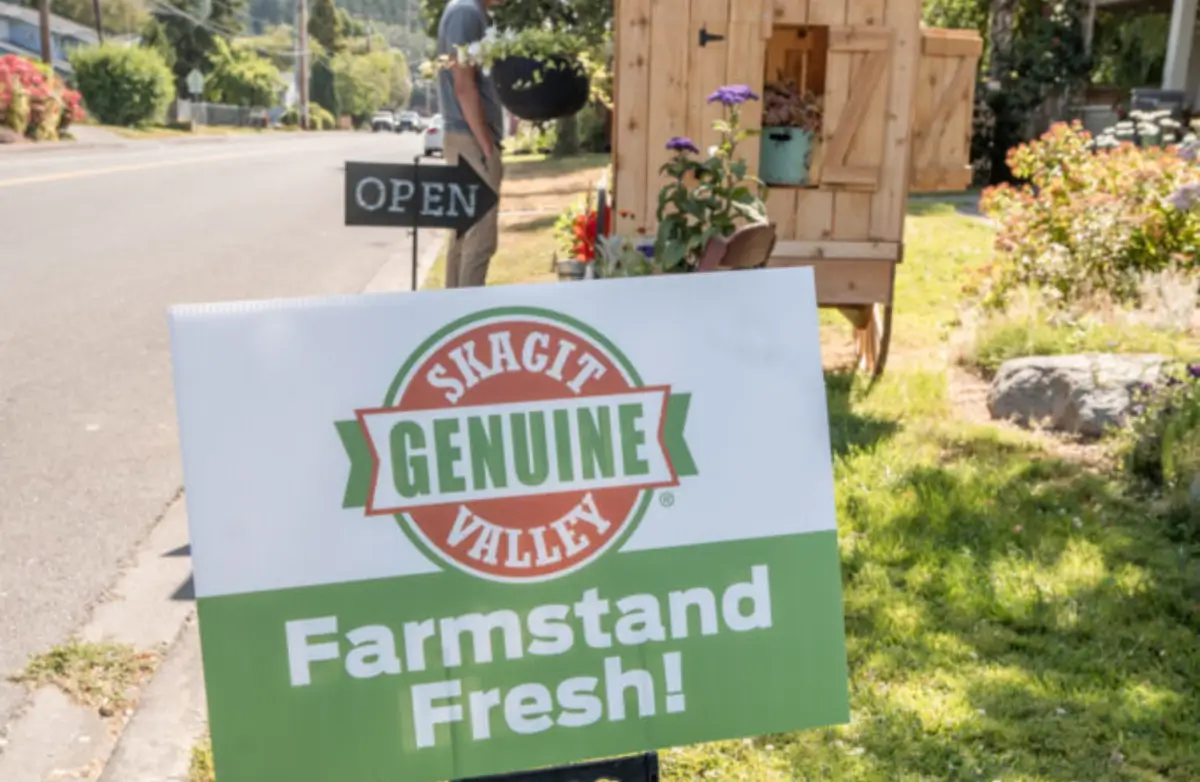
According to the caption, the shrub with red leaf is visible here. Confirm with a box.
[0,54,85,141]
[978,121,1200,310]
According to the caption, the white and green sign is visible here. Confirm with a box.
[170,269,849,782]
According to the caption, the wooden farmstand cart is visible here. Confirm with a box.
[610,0,982,375]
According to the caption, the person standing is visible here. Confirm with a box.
[436,0,505,288]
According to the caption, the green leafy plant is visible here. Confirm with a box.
[69,43,175,127]
[422,25,607,101]
[977,121,1200,309]
[205,38,283,107]
[594,234,656,278]
[652,85,769,273]
[1120,363,1200,540]
[762,77,821,133]
[309,104,336,130]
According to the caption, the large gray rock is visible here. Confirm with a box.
[987,354,1169,437]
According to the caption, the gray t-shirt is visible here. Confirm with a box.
[436,0,504,144]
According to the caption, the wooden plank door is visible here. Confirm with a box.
[726,0,769,176]
[687,0,732,158]
[613,0,653,235]
[910,28,982,192]
[820,25,893,190]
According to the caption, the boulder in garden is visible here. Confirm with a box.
[987,354,1169,437]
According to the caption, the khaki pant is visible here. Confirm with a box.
[444,132,503,288]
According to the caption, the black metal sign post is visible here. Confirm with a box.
[454,751,659,782]
[344,156,499,291]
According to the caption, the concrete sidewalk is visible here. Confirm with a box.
[0,126,330,156]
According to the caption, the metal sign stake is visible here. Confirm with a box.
[454,751,660,782]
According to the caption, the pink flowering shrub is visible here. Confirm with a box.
[0,54,86,141]
[976,121,1200,309]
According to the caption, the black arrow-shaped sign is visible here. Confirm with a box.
[344,158,499,236]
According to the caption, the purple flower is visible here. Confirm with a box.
[1188,363,1200,380]
[637,242,655,259]
[1168,182,1200,211]
[707,84,760,106]
[1179,138,1199,161]
[666,136,700,154]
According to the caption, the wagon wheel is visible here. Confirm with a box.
[853,303,894,379]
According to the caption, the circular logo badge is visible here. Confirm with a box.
[337,307,697,583]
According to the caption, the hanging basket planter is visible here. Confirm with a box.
[492,55,591,122]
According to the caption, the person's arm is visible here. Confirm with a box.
[452,64,496,162]
[443,8,495,161]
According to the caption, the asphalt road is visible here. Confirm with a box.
[0,131,429,726]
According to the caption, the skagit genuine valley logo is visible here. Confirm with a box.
[336,307,697,583]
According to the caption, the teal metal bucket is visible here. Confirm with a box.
[759,126,813,186]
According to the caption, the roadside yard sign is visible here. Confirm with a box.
[186,69,204,98]
[344,159,498,235]
[168,268,850,782]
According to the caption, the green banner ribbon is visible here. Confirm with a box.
[336,391,697,511]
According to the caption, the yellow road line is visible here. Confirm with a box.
[0,149,276,189]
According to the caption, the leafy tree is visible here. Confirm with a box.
[140,16,177,70]
[386,49,412,108]
[339,7,365,36]
[331,50,390,118]
[20,0,147,35]
[308,0,345,54]
[419,0,610,44]
[153,0,249,96]
[379,21,431,71]
[205,37,282,106]
[1090,11,1169,89]
[309,60,337,115]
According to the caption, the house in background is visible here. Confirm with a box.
[1069,0,1200,132]
[0,0,98,77]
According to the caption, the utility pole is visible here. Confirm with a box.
[91,0,104,42]
[38,0,52,65]
[297,0,310,130]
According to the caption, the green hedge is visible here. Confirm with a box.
[69,44,174,127]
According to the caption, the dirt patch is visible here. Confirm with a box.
[500,167,605,213]
[15,641,160,718]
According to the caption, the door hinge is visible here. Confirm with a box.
[699,25,725,47]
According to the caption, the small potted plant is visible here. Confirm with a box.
[425,27,595,122]
[552,193,611,280]
[759,78,822,186]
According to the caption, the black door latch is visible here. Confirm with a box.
[699,25,725,46]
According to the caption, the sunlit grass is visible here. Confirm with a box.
[422,164,1200,780]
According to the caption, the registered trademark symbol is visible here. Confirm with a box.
[659,492,675,508]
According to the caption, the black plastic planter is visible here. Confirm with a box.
[492,55,590,122]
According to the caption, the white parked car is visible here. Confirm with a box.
[423,115,444,157]
[370,110,395,133]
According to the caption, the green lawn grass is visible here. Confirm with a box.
[662,204,1200,781]
[967,316,1198,377]
[421,178,1200,779]
[665,368,1200,780]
